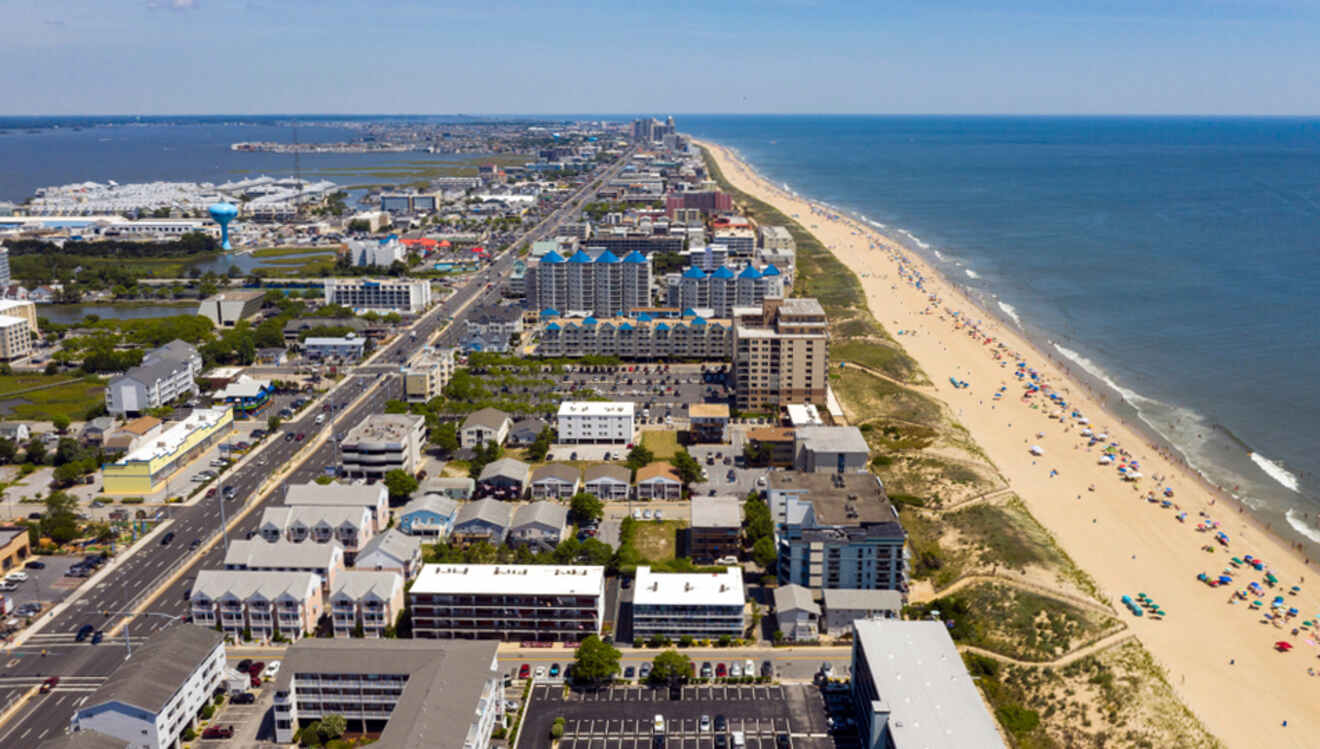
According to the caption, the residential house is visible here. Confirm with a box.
[476,457,530,500]
[507,417,547,447]
[583,463,631,501]
[529,463,580,500]
[0,422,30,443]
[635,461,682,500]
[413,475,475,501]
[460,408,512,449]
[329,570,405,638]
[397,493,460,538]
[451,498,514,544]
[354,529,423,579]
[773,584,821,642]
[822,589,903,636]
[508,501,569,549]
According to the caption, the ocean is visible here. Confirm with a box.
[680,115,1320,553]
[3,114,1318,553]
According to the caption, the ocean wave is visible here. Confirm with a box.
[932,250,946,261]
[998,302,1021,327]
[1286,509,1320,543]
[866,218,887,229]
[965,268,980,279]
[1251,452,1301,493]
[898,228,931,250]
[1051,343,1156,408]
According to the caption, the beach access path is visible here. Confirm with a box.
[698,139,1319,748]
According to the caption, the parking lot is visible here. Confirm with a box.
[2,554,82,613]
[522,683,838,749]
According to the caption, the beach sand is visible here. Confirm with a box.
[698,139,1319,747]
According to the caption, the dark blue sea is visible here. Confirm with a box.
[3,114,1319,552]
[680,115,1320,552]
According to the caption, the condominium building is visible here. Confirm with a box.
[0,299,38,333]
[69,625,226,749]
[688,403,730,444]
[272,639,502,747]
[556,401,635,444]
[105,340,202,415]
[462,304,524,353]
[302,333,366,361]
[850,620,1003,749]
[711,227,756,258]
[324,277,432,314]
[0,313,32,361]
[347,238,406,268]
[534,311,732,361]
[632,566,746,640]
[689,497,742,562]
[664,190,732,218]
[101,407,234,495]
[769,472,908,594]
[222,537,345,594]
[189,570,324,643]
[403,346,457,403]
[460,408,512,450]
[259,505,375,561]
[529,248,651,318]
[329,570,405,638]
[758,225,795,254]
[340,413,426,480]
[583,463,631,500]
[732,298,829,411]
[665,263,785,317]
[410,564,605,643]
[285,482,389,534]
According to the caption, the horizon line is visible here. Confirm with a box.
[4,112,1320,119]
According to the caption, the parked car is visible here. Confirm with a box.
[549,663,560,677]
[0,581,18,592]
[265,661,281,679]
[534,666,546,679]
[700,662,712,678]
[624,666,636,679]
[236,659,252,673]
[6,571,28,582]
[24,560,45,570]
[201,725,234,739]
[716,662,727,678]
[231,692,256,705]
[518,663,530,679]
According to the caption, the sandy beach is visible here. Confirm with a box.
[697,139,1319,747]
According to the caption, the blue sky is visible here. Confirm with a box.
[5,0,1318,115]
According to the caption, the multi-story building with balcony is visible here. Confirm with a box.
[329,570,405,638]
[339,413,426,480]
[409,564,605,643]
[271,639,502,747]
[732,298,829,411]
[528,248,652,318]
[632,565,746,640]
[285,482,390,534]
[556,401,634,445]
[105,340,202,416]
[324,278,432,314]
[258,505,375,563]
[189,570,323,643]
[769,472,908,595]
[665,263,785,318]
[403,346,457,403]
[222,537,345,595]
[534,311,732,361]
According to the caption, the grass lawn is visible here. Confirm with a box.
[250,246,334,258]
[0,375,105,422]
[633,519,685,562]
[639,430,679,460]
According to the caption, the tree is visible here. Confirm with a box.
[625,444,654,472]
[384,399,410,415]
[649,649,691,684]
[51,414,70,434]
[670,449,703,486]
[571,634,621,685]
[525,426,553,462]
[468,440,503,480]
[266,414,282,432]
[0,438,15,464]
[24,437,47,465]
[744,496,773,544]
[569,492,603,525]
[42,491,80,544]
[383,469,419,500]
[752,536,777,569]
[318,713,347,742]
[430,421,459,453]
[579,537,613,567]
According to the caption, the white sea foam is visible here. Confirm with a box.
[1251,452,1301,493]
[1051,344,1154,408]
[933,250,946,261]
[866,218,887,229]
[965,268,981,279]
[998,302,1021,327]
[1286,509,1320,543]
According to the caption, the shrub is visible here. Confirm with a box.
[996,704,1041,735]
[679,635,694,647]
[181,726,197,741]
[121,496,145,504]
[200,703,215,720]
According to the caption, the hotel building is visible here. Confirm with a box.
[324,278,432,314]
[409,564,605,643]
[339,413,426,480]
[632,566,746,640]
[528,248,652,318]
[732,298,829,411]
[535,311,732,361]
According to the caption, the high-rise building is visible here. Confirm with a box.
[732,298,829,410]
[664,191,732,218]
[324,278,432,313]
[667,262,785,317]
[530,249,652,318]
[0,245,10,288]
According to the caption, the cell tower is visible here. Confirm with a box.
[208,202,238,250]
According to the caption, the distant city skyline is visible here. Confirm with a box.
[5,0,1319,116]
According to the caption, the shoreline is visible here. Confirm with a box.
[696,137,1319,747]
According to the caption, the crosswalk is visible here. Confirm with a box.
[0,675,105,693]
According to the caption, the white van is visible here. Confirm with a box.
[653,714,665,734]
[315,413,326,425]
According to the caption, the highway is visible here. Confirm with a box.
[0,152,633,744]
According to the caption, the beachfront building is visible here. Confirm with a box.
[556,401,635,444]
[534,311,733,361]
[403,346,457,403]
[528,248,652,317]
[222,537,345,594]
[104,340,202,416]
[712,227,756,258]
[732,298,829,411]
[850,620,1002,749]
[197,289,265,327]
[339,413,426,480]
[69,625,226,749]
[769,472,908,594]
[285,482,389,534]
[328,570,405,638]
[271,639,502,747]
[409,563,605,642]
[324,277,432,314]
[101,407,235,495]
[665,262,785,318]
[822,589,903,636]
[794,426,870,474]
[189,570,324,643]
[632,566,746,640]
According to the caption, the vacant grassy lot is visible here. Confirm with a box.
[633,519,685,562]
[639,430,679,460]
[0,375,106,422]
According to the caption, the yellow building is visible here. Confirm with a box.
[102,407,234,495]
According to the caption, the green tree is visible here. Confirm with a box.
[571,634,621,685]
[51,414,71,434]
[525,426,553,462]
[25,437,47,465]
[649,649,692,684]
[752,536,777,569]
[318,713,347,742]
[569,492,603,525]
[430,421,459,452]
[383,469,419,500]
[42,491,80,544]
[267,414,282,432]
[625,444,654,472]
[744,496,773,544]
[670,449,702,486]
[579,537,613,566]
[384,399,410,415]
[468,440,503,480]
[0,438,16,464]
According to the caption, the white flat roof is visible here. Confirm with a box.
[411,563,604,597]
[557,401,635,417]
[853,620,1004,749]
[633,566,744,607]
[115,408,229,465]
[0,314,27,329]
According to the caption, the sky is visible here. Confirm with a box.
[4,0,1319,115]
